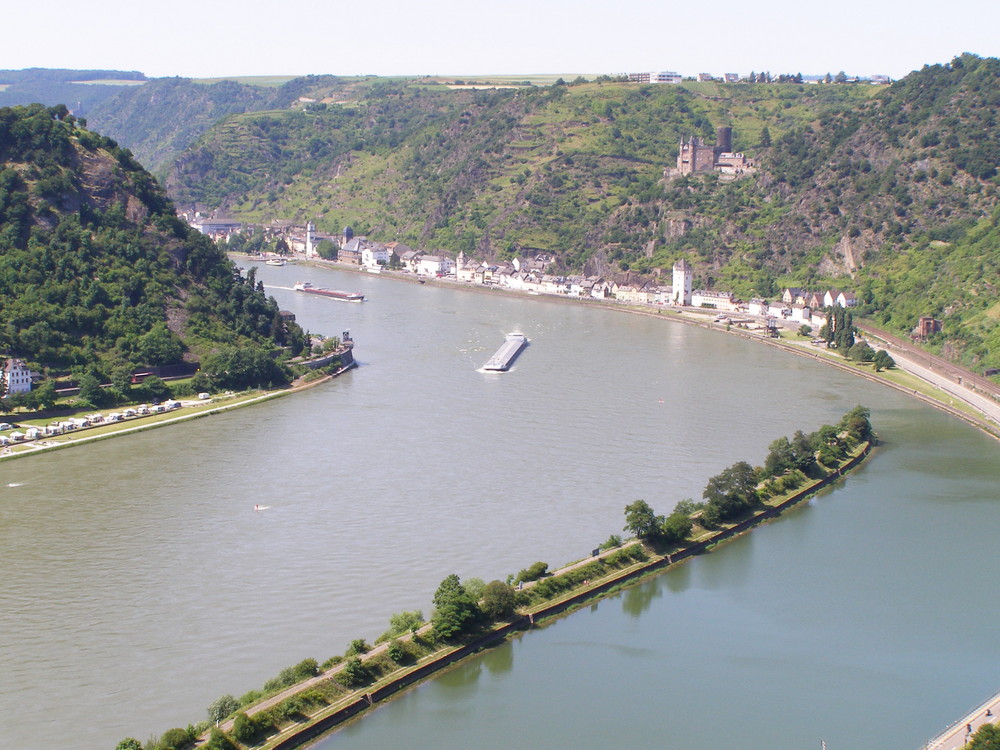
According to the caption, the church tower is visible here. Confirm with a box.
[672,259,692,305]
[305,221,315,258]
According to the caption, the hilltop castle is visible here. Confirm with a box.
[674,127,754,178]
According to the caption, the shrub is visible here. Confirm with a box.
[203,728,238,750]
[480,580,517,621]
[336,657,373,688]
[230,713,259,745]
[376,610,424,643]
[207,694,240,725]
[320,655,344,670]
[263,658,319,693]
[156,726,195,750]
[387,639,409,664]
[599,534,622,550]
[345,639,370,657]
[515,561,548,584]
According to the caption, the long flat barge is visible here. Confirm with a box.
[293,281,364,302]
[483,333,528,371]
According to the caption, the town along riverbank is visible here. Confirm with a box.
[288,254,1000,443]
[177,421,874,750]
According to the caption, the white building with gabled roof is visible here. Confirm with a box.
[2,359,32,395]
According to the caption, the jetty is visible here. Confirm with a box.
[483,333,528,371]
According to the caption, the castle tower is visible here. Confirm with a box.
[716,126,732,154]
[672,259,692,305]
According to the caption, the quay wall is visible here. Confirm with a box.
[260,441,872,750]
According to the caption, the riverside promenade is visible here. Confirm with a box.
[923,690,1000,749]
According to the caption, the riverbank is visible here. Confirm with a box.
[0,359,357,463]
[282,254,1000,442]
[201,439,872,750]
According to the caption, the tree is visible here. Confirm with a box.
[968,723,1000,750]
[872,350,895,371]
[848,341,875,362]
[338,656,372,688]
[764,436,795,477]
[834,70,848,83]
[759,126,771,147]
[138,323,184,365]
[110,364,133,401]
[77,370,106,407]
[658,511,693,545]
[480,580,516,621]
[790,430,817,471]
[316,239,337,260]
[798,324,812,337]
[840,405,873,440]
[32,379,57,410]
[201,345,290,390]
[207,694,240,725]
[624,499,664,539]
[431,574,481,640]
[116,740,143,750]
[702,461,759,521]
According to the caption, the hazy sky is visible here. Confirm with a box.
[5,0,999,80]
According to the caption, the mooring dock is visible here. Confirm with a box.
[483,333,528,371]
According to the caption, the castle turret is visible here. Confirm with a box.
[716,126,732,154]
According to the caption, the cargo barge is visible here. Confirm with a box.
[293,282,365,302]
[483,332,528,371]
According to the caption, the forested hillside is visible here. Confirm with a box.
[0,104,304,378]
[0,68,147,115]
[159,56,1000,373]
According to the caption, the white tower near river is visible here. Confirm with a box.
[672,259,692,305]
[305,221,316,258]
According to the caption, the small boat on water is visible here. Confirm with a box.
[293,281,365,302]
[265,258,287,266]
[483,332,528,372]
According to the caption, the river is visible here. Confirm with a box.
[1,263,997,749]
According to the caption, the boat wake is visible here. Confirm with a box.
[263,285,296,291]
[253,504,272,512]
[6,482,24,488]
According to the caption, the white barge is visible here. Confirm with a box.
[483,333,528,372]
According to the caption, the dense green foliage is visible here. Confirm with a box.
[0,104,302,385]
[514,544,648,606]
[375,609,425,643]
[153,59,1000,372]
[625,406,874,530]
[968,723,1000,750]
[87,77,289,175]
[430,573,482,640]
